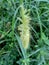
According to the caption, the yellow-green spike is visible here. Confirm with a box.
[18,5,31,49]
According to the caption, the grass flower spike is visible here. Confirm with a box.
[18,5,31,49]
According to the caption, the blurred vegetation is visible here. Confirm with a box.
[0,0,49,65]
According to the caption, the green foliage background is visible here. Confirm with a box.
[0,0,49,65]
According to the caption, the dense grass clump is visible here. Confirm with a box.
[0,0,49,65]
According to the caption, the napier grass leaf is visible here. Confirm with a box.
[41,32,49,46]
